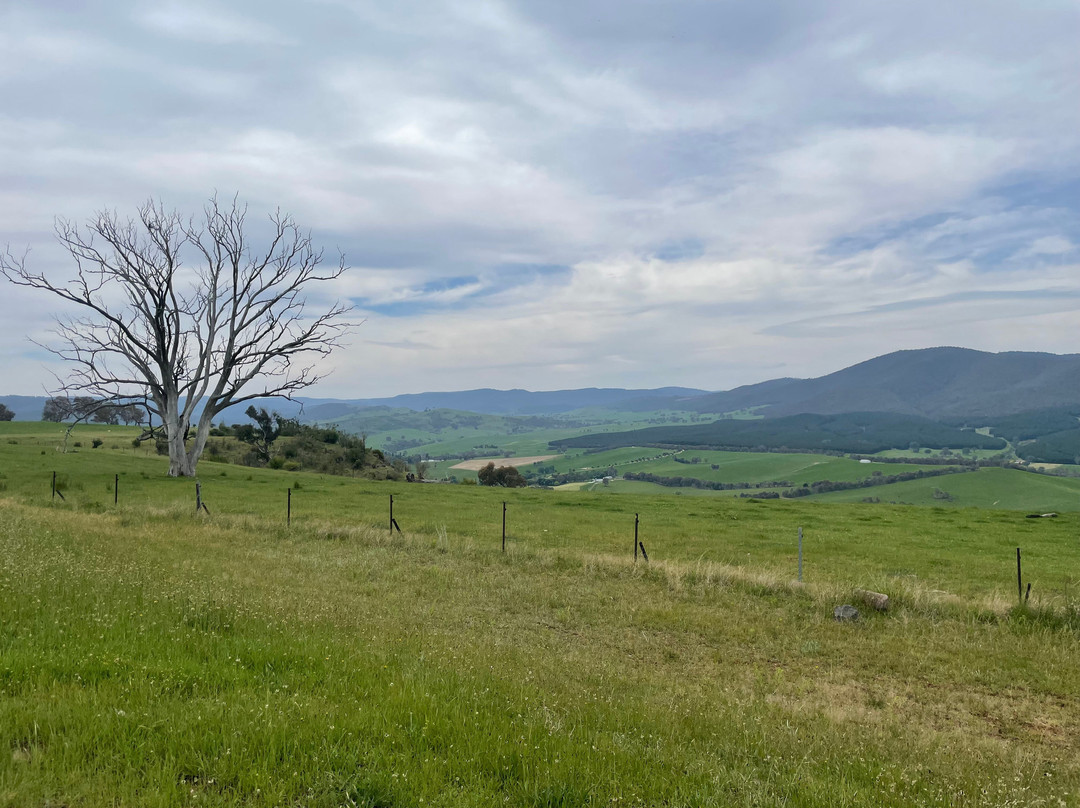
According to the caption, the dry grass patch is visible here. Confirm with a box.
[451,454,559,470]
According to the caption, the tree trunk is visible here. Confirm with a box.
[183,414,215,477]
[167,427,194,477]
[165,396,196,477]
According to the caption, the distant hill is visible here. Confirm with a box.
[675,348,1080,420]
[311,387,709,416]
[6,348,1080,425]
[0,396,53,421]
[0,387,709,422]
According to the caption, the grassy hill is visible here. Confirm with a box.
[3,422,1080,806]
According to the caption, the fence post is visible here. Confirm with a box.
[634,513,639,562]
[287,487,292,527]
[502,501,507,553]
[52,471,56,500]
[389,494,401,533]
[1016,547,1022,604]
[798,526,803,582]
[114,473,119,506]
[196,481,202,513]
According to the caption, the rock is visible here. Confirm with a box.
[1026,512,1059,518]
[834,604,859,622]
[11,748,30,764]
[854,588,890,612]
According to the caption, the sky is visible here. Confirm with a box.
[1,0,1079,398]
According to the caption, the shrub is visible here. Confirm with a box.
[91,438,104,449]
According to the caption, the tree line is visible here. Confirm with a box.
[41,396,145,425]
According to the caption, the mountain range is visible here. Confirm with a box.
[4,347,1079,423]
[667,347,1080,420]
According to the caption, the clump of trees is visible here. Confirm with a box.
[202,412,406,479]
[233,406,299,464]
[0,403,13,421]
[42,396,144,425]
[477,462,527,487]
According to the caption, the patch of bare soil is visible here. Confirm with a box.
[451,455,559,471]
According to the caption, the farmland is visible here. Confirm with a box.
[2,421,1080,806]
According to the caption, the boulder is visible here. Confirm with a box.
[854,588,890,612]
[834,604,859,622]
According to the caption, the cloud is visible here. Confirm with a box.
[1,0,1079,396]
[134,3,293,45]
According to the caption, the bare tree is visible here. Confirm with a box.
[1,196,352,476]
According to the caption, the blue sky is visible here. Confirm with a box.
[1,0,1078,397]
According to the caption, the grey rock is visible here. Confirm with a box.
[854,588,890,612]
[834,604,860,622]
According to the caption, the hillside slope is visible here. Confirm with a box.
[680,347,1080,419]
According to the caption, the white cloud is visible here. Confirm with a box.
[135,3,293,45]
[1,0,1079,397]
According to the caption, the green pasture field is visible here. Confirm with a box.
[567,448,952,485]
[409,426,592,458]
[339,410,721,459]
[1,422,1078,596]
[557,479,729,497]
[2,422,1080,806]
[810,466,1080,511]
[388,410,725,460]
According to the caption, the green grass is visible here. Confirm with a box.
[811,466,1080,511]
[3,422,1080,805]
[333,409,725,458]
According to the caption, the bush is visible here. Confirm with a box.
[477,462,527,488]
[91,438,104,449]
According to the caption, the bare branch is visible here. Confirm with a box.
[0,194,355,476]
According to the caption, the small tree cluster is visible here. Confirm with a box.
[232,406,300,463]
[42,396,143,424]
[477,462,527,487]
[0,403,14,421]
